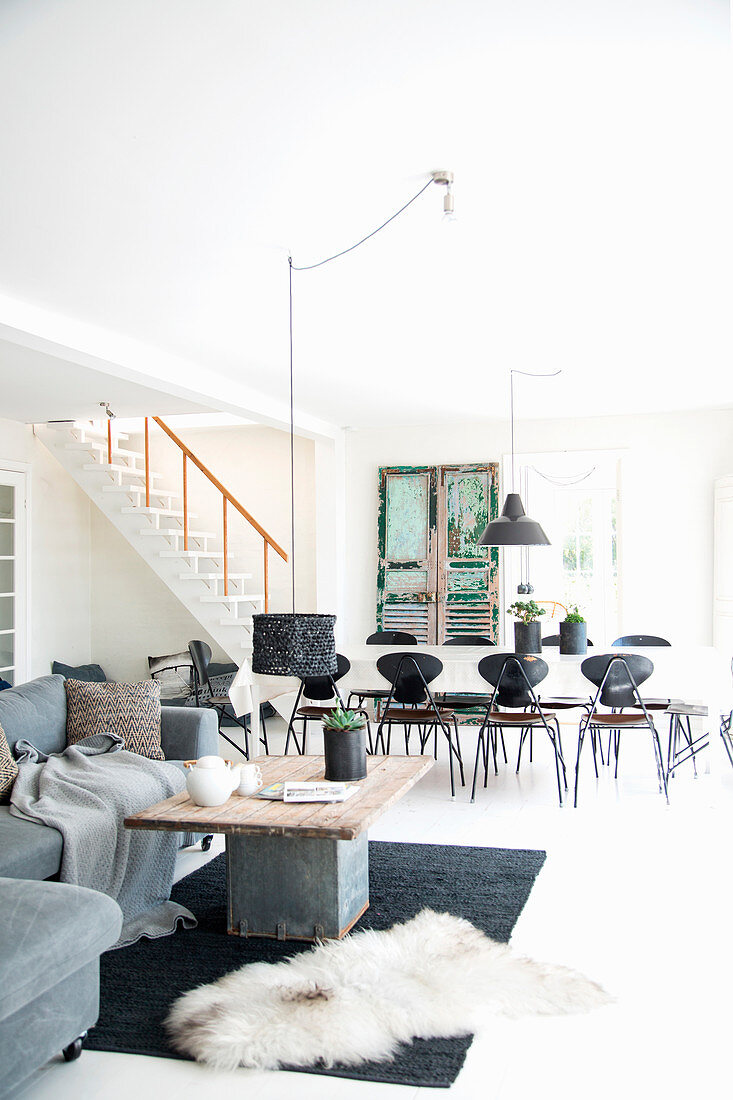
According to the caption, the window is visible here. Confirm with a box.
[503,452,621,643]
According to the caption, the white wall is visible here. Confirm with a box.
[88,507,228,682]
[343,409,733,648]
[0,418,92,680]
[129,422,316,611]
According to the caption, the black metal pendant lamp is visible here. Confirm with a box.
[478,370,558,547]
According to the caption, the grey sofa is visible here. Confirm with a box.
[0,674,219,880]
[0,674,219,1094]
[0,877,122,1098]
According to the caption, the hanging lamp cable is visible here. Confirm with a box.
[286,176,439,612]
[288,256,296,613]
[291,178,435,272]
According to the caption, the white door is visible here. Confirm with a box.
[0,467,29,686]
[714,474,733,656]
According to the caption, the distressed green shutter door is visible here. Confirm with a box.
[377,467,438,642]
[437,464,500,642]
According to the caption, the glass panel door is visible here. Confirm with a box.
[0,470,28,686]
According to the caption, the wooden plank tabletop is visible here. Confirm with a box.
[124,755,434,841]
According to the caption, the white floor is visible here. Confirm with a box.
[17,718,733,1100]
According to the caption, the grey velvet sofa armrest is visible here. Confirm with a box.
[160,707,219,761]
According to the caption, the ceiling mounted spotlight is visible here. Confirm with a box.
[99,401,115,419]
[431,170,456,221]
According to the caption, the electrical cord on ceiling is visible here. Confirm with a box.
[290,178,435,272]
[286,176,438,611]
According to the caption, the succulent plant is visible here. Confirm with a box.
[322,706,366,732]
[507,600,546,624]
[563,604,586,624]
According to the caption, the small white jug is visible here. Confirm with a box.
[237,762,263,796]
[185,757,241,807]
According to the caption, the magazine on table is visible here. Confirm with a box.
[257,780,360,803]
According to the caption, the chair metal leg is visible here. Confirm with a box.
[470,725,485,803]
[259,706,269,754]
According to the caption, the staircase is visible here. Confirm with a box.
[38,420,288,665]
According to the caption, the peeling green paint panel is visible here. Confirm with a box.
[448,566,486,594]
[386,475,429,561]
[386,569,429,593]
[446,473,489,558]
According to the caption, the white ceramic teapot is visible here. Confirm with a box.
[184,756,241,807]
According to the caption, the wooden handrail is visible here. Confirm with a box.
[152,417,288,561]
[149,416,286,611]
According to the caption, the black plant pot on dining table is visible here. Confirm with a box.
[514,622,542,655]
[559,621,587,655]
[323,727,367,782]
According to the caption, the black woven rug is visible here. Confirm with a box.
[87,841,546,1088]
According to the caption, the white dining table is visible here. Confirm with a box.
[229,644,733,763]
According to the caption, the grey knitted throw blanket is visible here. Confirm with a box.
[10,733,196,948]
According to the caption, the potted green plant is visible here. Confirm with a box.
[560,605,587,655]
[507,600,546,654]
[322,706,368,781]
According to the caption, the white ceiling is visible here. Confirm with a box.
[0,0,730,428]
[0,340,208,422]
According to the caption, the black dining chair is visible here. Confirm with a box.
[188,640,267,759]
[285,654,372,756]
[609,634,674,748]
[375,652,464,798]
[437,635,506,761]
[536,635,595,739]
[574,653,668,806]
[471,654,567,807]
[346,631,418,714]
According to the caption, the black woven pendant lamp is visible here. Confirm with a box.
[251,263,337,678]
[479,370,558,548]
[253,176,456,675]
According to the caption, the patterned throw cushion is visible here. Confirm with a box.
[0,722,18,803]
[65,679,164,760]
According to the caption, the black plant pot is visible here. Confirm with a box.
[560,621,587,655]
[514,622,542,654]
[323,727,367,782]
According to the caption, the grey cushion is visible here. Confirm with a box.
[0,805,64,880]
[0,675,67,755]
[0,876,122,1021]
[52,660,108,682]
[160,706,218,761]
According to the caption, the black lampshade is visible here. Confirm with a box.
[252,613,337,677]
[478,493,551,547]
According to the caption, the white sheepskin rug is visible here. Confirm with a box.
[166,909,611,1071]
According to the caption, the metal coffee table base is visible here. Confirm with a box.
[226,831,369,941]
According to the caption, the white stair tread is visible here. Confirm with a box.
[139,529,215,539]
[103,485,180,498]
[65,443,143,461]
[159,549,217,558]
[124,508,197,518]
[83,463,163,479]
[219,618,254,628]
[201,594,265,604]
[178,572,251,581]
[48,423,130,441]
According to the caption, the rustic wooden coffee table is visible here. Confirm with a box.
[125,754,433,942]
